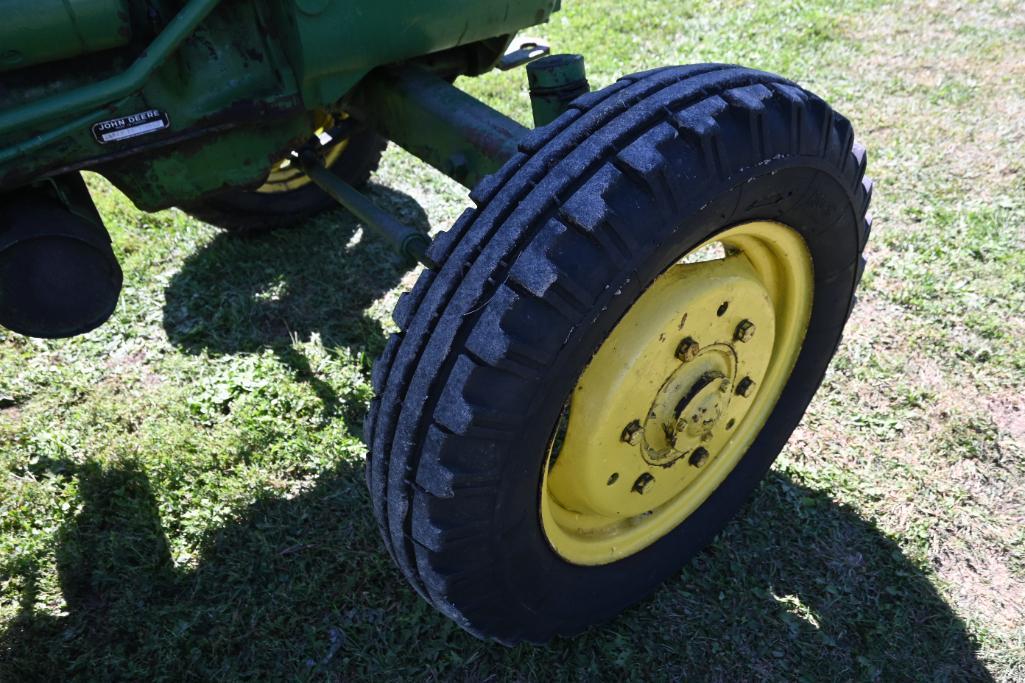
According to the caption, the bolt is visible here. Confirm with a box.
[621,419,644,445]
[736,376,756,397]
[734,319,756,343]
[676,337,700,362]
[631,472,655,494]
[689,447,710,467]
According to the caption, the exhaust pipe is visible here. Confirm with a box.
[0,174,122,338]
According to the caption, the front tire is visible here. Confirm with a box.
[365,64,872,643]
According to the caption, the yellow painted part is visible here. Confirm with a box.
[540,221,814,566]
[256,112,349,194]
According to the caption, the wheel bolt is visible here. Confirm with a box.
[736,376,756,397]
[689,447,710,467]
[734,319,756,343]
[676,337,700,362]
[621,419,643,445]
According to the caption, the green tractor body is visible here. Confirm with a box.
[0,0,559,207]
[0,0,560,336]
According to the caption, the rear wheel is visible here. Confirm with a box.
[365,64,872,643]
[184,116,385,235]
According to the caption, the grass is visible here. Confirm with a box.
[2,0,1024,679]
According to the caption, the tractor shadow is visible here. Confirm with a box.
[161,182,427,418]
[0,456,993,681]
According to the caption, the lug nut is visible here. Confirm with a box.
[736,377,756,397]
[621,419,644,445]
[676,337,700,362]
[689,447,710,467]
[734,319,756,343]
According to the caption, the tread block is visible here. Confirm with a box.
[852,142,868,185]
[614,121,686,221]
[768,82,810,156]
[508,218,610,319]
[433,355,531,436]
[861,177,875,214]
[393,270,435,330]
[721,82,774,111]
[672,96,729,179]
[567,78,634,112]
[819,111,852,171]
[364,397,380,465]
[518,108,583,154]
[862,212,874,250]
[415,425,505,497]
[411,491,493,551]
[426,209,476,266]
[469,152,529,206]
[413,536,497,585]
[371,333,401,393]
[465,285,565,372]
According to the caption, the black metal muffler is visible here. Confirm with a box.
[0,174,123,338]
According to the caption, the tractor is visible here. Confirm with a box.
[0,0,872,643]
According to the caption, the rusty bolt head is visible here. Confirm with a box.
[734,319,756,343]
[736,376,756,397]
[676,337,700,362]
[621,419,644,445]
[689,447,710,468]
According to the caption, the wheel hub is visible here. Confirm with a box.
[642,351,735,464]
[540,221,814,565]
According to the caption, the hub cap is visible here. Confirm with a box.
[540,221,813,565]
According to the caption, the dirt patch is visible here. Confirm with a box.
[990,391,1025,444]
[937,547,1025,630]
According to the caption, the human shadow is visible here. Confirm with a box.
[0,454,994,681]
[161,182,427,419]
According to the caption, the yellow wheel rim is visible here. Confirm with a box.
[256,112,349,194]
[539,220,814,565]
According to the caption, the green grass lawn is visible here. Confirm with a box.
[2,0,1024,679]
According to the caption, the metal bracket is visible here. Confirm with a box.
[498,38,551,70]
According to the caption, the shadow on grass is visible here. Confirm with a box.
[161,182,426,417]
[0,455,993,681]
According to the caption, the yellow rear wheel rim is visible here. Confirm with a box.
[539,220,814,566]
[256,113,349,194]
